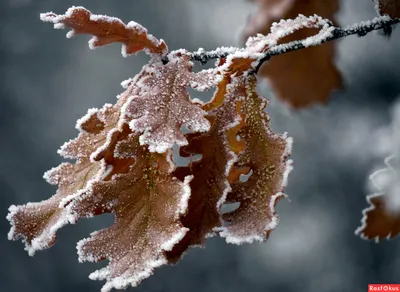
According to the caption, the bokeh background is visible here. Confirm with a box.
[1,0,400,291]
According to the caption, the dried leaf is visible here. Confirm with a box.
[40,6,168,57]
[242,0,342,108]
[166,79,241,262]
[355,193,400,242]
[123,51,221,153]
[377,0,400,18]
[70,131,192,292]
[217,75,293,244]
[6,73,143,255]
[7,126,106,256]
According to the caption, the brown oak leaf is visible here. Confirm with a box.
[355,193,400,242]
[69,131,192,292]
[217,75,293,243]
[59,96,127,161]
[166,78,243,262]
[377,0,400,18]
[242,0,342,108]
[123,51,222,153]
[6,108,108,255]
[40,6,168,57]
[6,73,144,255]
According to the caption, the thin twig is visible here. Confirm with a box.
[185,15,399,72]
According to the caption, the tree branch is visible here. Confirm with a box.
[187,15,399,73]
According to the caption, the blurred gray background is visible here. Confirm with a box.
[2,0,400,291]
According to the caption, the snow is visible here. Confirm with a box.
[160,227,189,251]
[42,163,65,185]
[120,78,133,89]
[92,257,168,292]
[177,175,193,216]
[280,134,294,188]
[76,231,103,263]
[126,21,146,34]
[75,108,99,133]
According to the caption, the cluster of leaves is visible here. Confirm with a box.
[7,6,295,292]
[5,1,400,291]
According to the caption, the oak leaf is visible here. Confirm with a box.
[217,75,293,243]
[242,0,342,108]
[123,51,222,153]
[69,129,192,292]
[6,108,109,255]
[40,6,168,57]
[166,78,242,262]
[7,74,145,255]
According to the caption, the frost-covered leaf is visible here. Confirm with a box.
[40,6,168,57]
[6,103,116,255]
[216,75,293,244]
[377,0,400,18]
[355,193,400,242]
[242,0,342,108]
[166,79,241,262]
[123,51,221,153]
[7,159,105,256]
[69,129,191,292]
[6,73,143,255]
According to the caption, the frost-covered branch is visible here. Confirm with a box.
[253,15,399,73]
[189,47,240,64]
[186,15,399,72]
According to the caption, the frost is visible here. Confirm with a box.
[75,108,101,133]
